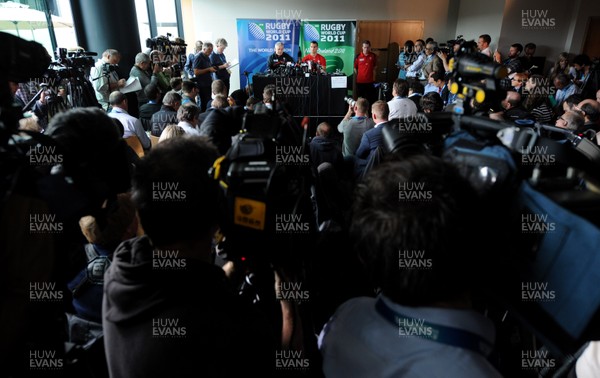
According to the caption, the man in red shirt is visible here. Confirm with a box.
[354,40,378,106]
[302,41,326,73]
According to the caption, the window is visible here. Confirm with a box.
[135,0,183,51]
[155,0,178,38]
[0,0,76,57]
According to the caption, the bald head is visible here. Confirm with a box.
[109,91,127,109]
[577,99,600,123]
[504,91,521,109]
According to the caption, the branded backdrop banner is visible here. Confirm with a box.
[236,19,301,89]
[299,20,356,77]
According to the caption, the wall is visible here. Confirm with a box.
[190,0,458,91]
[497,0,577,71]
[189,0,600,91]
[568,0,600,54]
[454,0,505,50]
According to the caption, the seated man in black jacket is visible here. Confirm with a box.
[102,137,274,377]
[138,84,162,128]
[150,91,181,137]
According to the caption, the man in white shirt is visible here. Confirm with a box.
[107,91,151,150]
[91,49,126,111]
[387,78,417,119]
[478,34,492,57]
[406,40,426,81]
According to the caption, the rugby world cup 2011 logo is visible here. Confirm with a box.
[304,23,320,42]
[249,23,266,40]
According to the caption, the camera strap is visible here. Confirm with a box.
[375,297,494,357]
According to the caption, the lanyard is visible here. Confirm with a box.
[375,297,494,357]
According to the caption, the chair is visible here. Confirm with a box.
[124,136,144,158]
[150,135,160,147]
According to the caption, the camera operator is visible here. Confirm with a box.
[129,52,165,109]
[148,50,173,94]
[90,49,126,111]
[193,42,217,112]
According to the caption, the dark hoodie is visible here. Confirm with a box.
[309,136,344,172]
[102,236,274,377]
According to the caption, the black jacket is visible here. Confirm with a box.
[267,52,294,70]
[199,107,244,155]
[150,105,178,136]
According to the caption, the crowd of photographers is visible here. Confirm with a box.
[3,30,600,377]
[395,36,599,136]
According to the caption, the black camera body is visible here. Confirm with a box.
[210,105,314,263]
[55,47,96,70]
[146,33,187,55]
[102,64,117,73]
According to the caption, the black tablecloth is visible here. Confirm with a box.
[252,74,347,117]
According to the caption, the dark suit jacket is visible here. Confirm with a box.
[150,105,178,136]
[197,108,214,127]
[355,123,387,159]
[409,94,423,112]
[139,102,162,121]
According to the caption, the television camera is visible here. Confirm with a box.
[446,40,512,117]
[146,33,187,76]
[438,34,464,55]
[54,47,97,70]
[26,47,100,119]
[378,39,600,377]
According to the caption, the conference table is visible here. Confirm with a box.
[251,73,348,117]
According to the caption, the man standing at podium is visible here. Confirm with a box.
[268,42,294,70]
[302,41,326,73]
